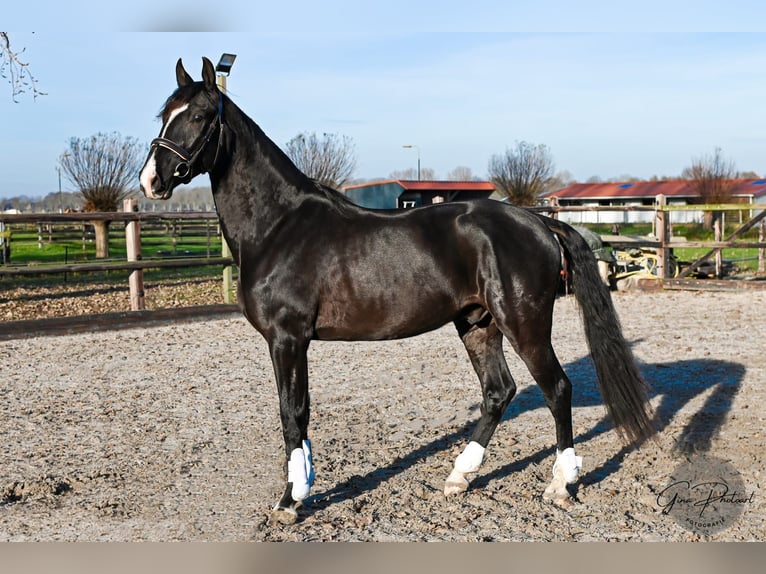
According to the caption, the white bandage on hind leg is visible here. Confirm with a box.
[288,439,315,501]
[552,447,583,484]
[454,441,486,473]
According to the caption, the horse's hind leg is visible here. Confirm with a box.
[511,326,580,507]
[445,312,517,496]
[487,291,581,507]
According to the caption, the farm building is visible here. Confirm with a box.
[343,180,496,210]
[540,179,766,224]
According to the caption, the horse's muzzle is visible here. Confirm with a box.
[140,174,172,201]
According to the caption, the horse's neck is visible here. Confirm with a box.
[209,112,311,263]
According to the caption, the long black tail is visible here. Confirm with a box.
[543,216,655,446]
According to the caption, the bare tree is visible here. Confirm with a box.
[544,169,576,194]
[446,166,475,181]
[389,167,436,180]
[488,141,555,205]
[682,147,736,229]
[59,132,145,258]
[285,132,357,189]
[1,32,45,101]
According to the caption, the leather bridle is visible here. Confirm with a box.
[149,91,224,181]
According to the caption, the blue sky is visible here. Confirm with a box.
[3,2,766,198]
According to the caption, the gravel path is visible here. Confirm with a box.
[0,276,223,322]
[0,289,764,541]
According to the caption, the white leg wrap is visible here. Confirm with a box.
[288,439,315,501]
[552,447,582,484]
[454,441,486,474]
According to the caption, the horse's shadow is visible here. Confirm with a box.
[475,354,744,493]
[307,351,745,513]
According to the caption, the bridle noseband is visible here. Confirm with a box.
[149,91,224,180]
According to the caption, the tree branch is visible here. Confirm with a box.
[1,32,46,102]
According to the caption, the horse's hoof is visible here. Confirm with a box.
[548,494,575,510]
[269,506,298,525]
[543,486,574,510]
[444,475,469,497]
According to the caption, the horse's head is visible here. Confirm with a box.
[140,57,224,200]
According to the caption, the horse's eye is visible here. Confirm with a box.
[192,114,205,123]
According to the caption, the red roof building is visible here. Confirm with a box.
[540,179,766,224]
[542,179,766,204]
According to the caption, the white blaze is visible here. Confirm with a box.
[139,104,189,198]
[160,104,189,137]
[139,155,159,198]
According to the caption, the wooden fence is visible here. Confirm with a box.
[532,195,766,279]
[23,218,220,255]
[0,199,235,308]
[1,197,764,315]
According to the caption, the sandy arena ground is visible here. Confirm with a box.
[0,289,764,541]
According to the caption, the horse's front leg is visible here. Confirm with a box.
[268,332,314,525]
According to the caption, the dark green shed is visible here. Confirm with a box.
[343,180,496,210]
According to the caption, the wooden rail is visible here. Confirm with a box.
[530,198,766,279]
[0,211,220,223]
[0,257,233,276]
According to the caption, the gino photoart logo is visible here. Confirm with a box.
[656,454,755,536]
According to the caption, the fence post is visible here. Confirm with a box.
[655,195,670,278]
[222,235,234,304]
[206,220,211,258]
[549,197,560,220]
[760,219,765,274]
[714,217,723,279]
[124,198,145,311]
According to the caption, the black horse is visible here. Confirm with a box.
[140,57,655,524]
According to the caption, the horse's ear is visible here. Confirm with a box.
[201,57,218,92]
[176,58,194,87]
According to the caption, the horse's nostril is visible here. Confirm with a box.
[148,174,163,195]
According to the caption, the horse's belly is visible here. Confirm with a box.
[314,293,459,341]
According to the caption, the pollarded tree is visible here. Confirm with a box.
[488,141,555,205]
[682,147,736,229]
[58,132,145,258]
[285,132,357,189]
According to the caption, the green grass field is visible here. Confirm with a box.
[1,221,227,289]
[588,222,763,273]
[5,222,223,262]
